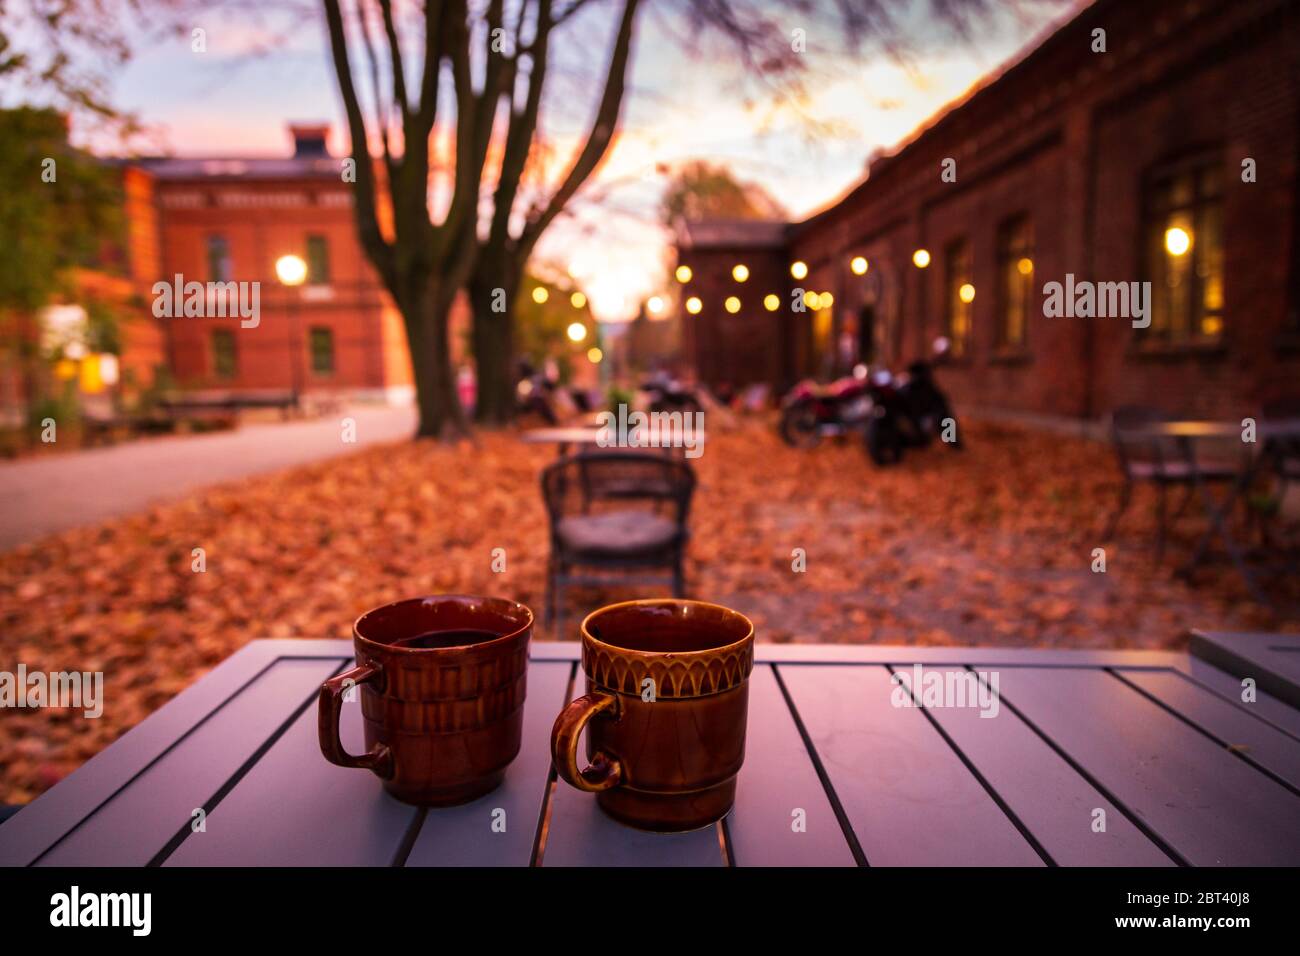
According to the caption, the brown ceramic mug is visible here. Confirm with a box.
[551,599,754,832]
[319,595,532,806]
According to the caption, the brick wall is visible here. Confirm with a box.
[679,0,1300,422]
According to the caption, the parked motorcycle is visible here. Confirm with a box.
[862,360,961,465]
[515,363,558,425]
[639,372,703,416]
[778,368,875,448]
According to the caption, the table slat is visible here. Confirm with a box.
[1191,631,1300,710]
[541,793,725,866]
[34,657,342,866]
[404,661,573,866]
[163,668,419,866]
[539,672,725,866]
[1182,658,1300,738]
[1115,668,1300,789]
[724,665,856,866]
[997,668,1300,865]
[892,666,1172,866]
[777,664,1043,866]
[0,642,333,867]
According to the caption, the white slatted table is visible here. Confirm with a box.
[3,634,1299,867]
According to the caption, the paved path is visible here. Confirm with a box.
[0,404,417,551]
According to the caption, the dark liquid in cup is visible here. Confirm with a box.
[390,628,501,650]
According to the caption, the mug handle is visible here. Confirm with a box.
[318,663,394,779]
[551,692,624,792]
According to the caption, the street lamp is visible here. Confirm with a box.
[275,254,307,401]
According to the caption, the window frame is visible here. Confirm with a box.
[211,329,237,379]
[943,237,973,360]
[309,326,335,377]
[1138,150,1224,348]
[206,235,231,283]
[994,215,1033,355]
[306,234,331,286]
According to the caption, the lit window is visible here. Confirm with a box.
[1143,153,1223,343]
[944,239,972,358]
[996,216,1033,350]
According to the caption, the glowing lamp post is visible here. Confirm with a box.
[275,254,307,400]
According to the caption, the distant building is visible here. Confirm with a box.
[126,123,430,403]
[673,0,1300,424]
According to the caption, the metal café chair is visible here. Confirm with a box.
[540,451,696,636]
[1262,397,1300,497]
[1103,405,1239,560]
[1256,397,1300,549]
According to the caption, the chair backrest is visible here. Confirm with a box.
[1110,405,1177,475]
[540,451,696,528]
[1262,397,1300,471]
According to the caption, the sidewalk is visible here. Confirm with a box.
[0,404,416,550]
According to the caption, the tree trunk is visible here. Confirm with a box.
[402,282,466,440]
[469,260,520,426]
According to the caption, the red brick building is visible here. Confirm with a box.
[674,0,1300,425]
[128,124,421,402]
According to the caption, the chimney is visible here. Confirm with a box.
[288,123,330,158]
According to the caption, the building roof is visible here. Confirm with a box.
[121,156,346,182]
[676,218,789,250]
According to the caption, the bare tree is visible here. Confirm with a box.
[464,0,1021,424]
[319,0,1033,434]
[469,0,639,423]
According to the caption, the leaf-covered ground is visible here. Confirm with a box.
[1,418,1295,803]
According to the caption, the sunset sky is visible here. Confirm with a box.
[88,0,1080,322]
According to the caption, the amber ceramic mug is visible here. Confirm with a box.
[551,599,755,832]
[319,595,532,806]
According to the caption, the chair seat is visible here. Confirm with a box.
[557,511,681,557]
[1129,460,1239,481]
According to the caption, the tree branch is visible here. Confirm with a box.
[519,0,639,258]
[375,0,409,118]
[322,0,395,290]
